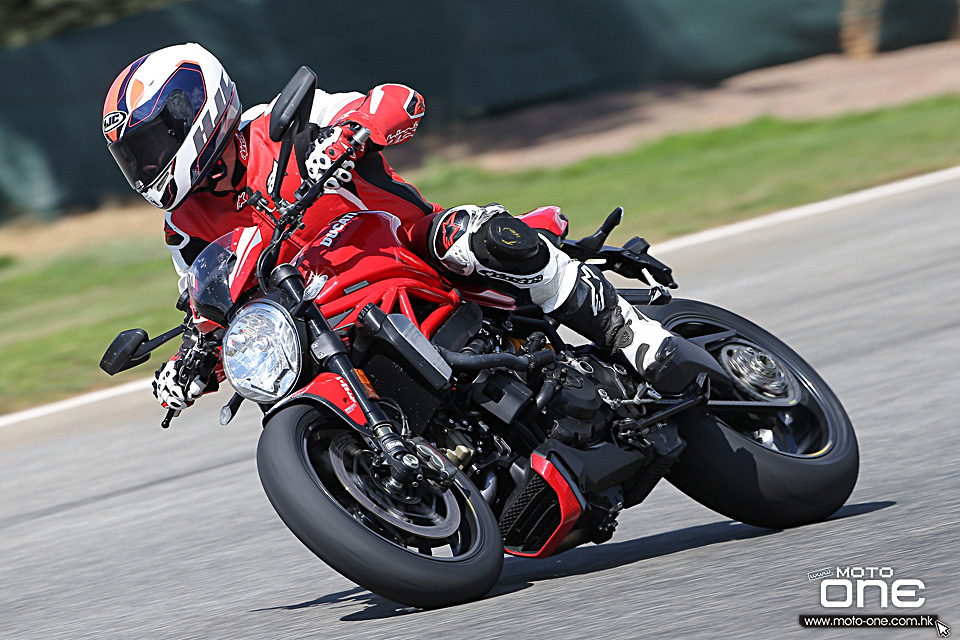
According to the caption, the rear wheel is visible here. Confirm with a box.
[257,405,503,608]
[630,296,859,529]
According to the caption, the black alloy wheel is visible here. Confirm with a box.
[257,405,503,608]
[625,295,859,529]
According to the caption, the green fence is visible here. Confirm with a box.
[0,0,955,219]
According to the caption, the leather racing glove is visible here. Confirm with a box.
[303,124,359,190]
[152,348,223,411]
[153,358,205,410]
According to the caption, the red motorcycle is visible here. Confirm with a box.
[101,68,858,608]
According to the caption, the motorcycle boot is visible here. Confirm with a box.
[423,204,677,381]
[549,261,677,382]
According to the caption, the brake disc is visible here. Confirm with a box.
[330,434,461,539]
[719,342,801,403]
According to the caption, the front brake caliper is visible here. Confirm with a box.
[411,436,459,486]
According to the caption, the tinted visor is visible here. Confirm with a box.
[108,90,195,189]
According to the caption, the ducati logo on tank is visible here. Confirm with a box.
[319,211,361,247]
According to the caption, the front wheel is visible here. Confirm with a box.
[257,405,503,608]
[631,296,859,529]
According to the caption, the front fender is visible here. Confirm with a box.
[264,372,374,437]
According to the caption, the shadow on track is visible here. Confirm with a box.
[249,586,415,616]
[826,500,895,521]
[498,518,778,588]
[251,501,893,620]
[250,582,535,620]
[496,501,894,590]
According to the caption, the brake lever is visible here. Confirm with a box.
[160,360,197,430]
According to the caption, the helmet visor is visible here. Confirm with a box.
[108,91,194,189]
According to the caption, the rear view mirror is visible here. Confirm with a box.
[268,66,317,201]
[100,328,151,375]
[269,66,317,143]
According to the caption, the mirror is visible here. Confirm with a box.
[268,66,317,201]
[269,66,317,143]
[100,328,151,375]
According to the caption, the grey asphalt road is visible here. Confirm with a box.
[1,178,958,640]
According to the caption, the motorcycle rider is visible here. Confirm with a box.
[102,43,676,411]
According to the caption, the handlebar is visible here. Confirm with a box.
[256,125,371,289]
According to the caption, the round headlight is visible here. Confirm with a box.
[222,301,301,403]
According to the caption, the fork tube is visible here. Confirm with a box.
[270,265,392,430]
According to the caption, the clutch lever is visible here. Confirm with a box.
[161,408,180,429]
[160,329,209,429]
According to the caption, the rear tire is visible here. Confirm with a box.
[257,405,503,608]
[633,296,859,529]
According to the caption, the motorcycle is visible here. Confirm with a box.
[100,67,858,608]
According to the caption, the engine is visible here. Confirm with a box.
[351,312,686,559]
[536,353,629,449]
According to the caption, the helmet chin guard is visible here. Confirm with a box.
[103,43,241,210]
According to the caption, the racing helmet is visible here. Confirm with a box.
[103,43,241,210]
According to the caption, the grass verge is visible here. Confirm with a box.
[415,95,960,244]
[3,95,960,415]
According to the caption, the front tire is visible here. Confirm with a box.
[632,296,859,529]
[257,405,503,608]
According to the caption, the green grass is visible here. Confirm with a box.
[0,237,183,412]
[4,94,960,414]
[415,95,960,244]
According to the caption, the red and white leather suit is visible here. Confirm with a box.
[163,83,441,284]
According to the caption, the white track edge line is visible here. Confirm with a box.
[4,162,960,428]
[651,164,960,255]
[0,379,153,429]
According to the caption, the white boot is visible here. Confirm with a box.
[529,250,677,381]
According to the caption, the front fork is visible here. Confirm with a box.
[269,264,425,485]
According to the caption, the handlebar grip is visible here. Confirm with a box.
[351,127,371,146]
[314,131,366,188]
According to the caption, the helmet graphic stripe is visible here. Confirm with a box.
[128,79,145,111]
[103,55,146,142]
[128,63,205,129]
[104,62,133,115]
[214,82,226,112]
[191,84,238,180]
[115,54,148,114]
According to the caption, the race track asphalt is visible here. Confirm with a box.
[1,178,957,640]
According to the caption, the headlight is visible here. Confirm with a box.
[222,301,301,402]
